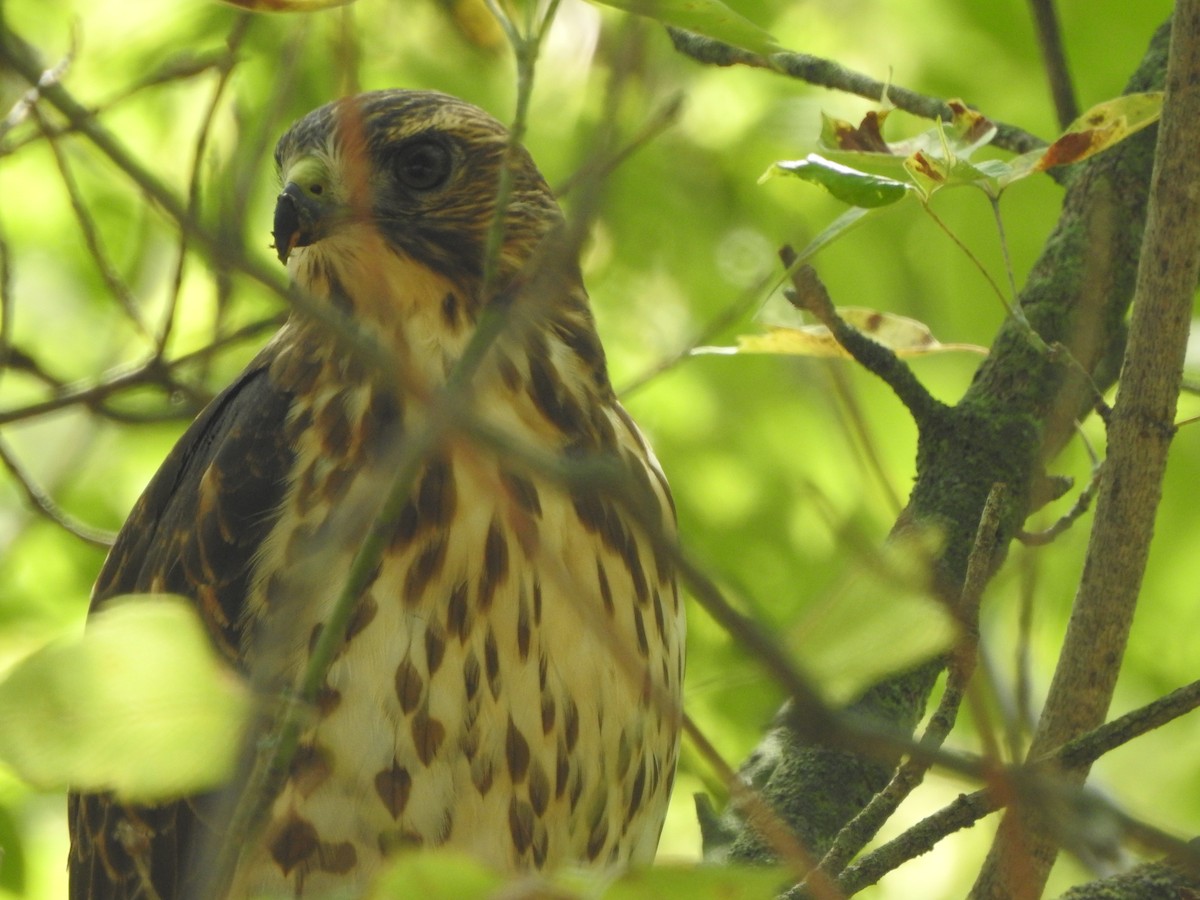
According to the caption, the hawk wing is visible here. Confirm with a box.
[69,346,296,900]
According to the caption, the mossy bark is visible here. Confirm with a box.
[698,18,1173,892]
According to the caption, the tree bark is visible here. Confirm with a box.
[700,16,1175,897]
[971,3,1200,896]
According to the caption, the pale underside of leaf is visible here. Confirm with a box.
[695,308,988,359]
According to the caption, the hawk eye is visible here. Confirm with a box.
[393,139,452,191]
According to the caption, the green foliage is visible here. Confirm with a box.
[365,852,788,899]
[0,0,1193,898]
[767,92,1163,222]
[587,0,777,55]
[0,597,248,799]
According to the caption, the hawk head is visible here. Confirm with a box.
[272,90,562,305]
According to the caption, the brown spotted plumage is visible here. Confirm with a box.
[69,89,683,898]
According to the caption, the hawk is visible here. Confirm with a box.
[68,89,684,898]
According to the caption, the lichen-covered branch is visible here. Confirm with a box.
[972,4,1200,895]
[698,17,1173,896]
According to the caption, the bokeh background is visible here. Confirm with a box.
[0,0,1191,896]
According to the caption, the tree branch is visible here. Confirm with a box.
[667,29,1048,156]
[838,679,1200,895]
[972,4,1200,894]
[700,15,1172,891]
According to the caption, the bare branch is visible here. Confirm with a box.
[972,4,1200,894]
[1027,0,1079,128]
[839,679,1200,894]
[806,485,1004,889]
[0,435,115,548]
[779,254,941,428]
[667,29,1049,157]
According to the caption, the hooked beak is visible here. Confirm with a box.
[272,181,327,264]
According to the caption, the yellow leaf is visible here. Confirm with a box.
[1035,92,1163,172]
[697,308,987,359]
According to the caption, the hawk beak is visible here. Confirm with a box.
[273,181,326,264]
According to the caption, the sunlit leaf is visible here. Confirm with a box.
[940,99,998,155]
[0,596,248,800]
[793,528,958,704]
[605,864,790,899]
[587,0,777,56]
[217,0,353,10]
[792,94,1160,202]
[955,93,1164,193]
[765,154,910,208]
[695,309,987,359]
[367,851,505,899]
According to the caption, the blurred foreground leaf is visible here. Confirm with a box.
[0,596,248,800]
[792,529,957,704]
[367,851,786,898]
[589,0,777,55]
[604,863,788,899]
[368,851,503,899]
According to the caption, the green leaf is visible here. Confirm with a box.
[367,851,504,899]
[794,205,877,261]
[0,803,25,895]
[605,864,790,899]
[698,310,987,359]
[791,529,958,704]
[766,154,911,208]
[0,596,249,800]
[587,0,777,55]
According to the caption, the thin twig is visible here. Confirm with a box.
[780,252,941,427]
[839,679,1200,895]
[0,315,282,427]
[0,228,12,379]
[807,485,1003,887]
[32,105,150,338]
[1026,0,1079,128]
[822,362,903,515]
[554,92,684,198]
[1015,460,1102,545]
[159,14,252,356]
[0,435,116,548]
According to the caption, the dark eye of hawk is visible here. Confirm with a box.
[393,138,453,191]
